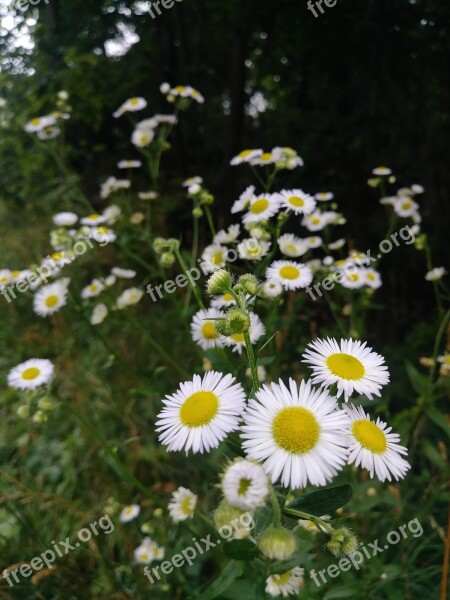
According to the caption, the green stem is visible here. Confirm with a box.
[322,289,347,337]
[244,330,260,393]
[283,508,334,534]
[269,488,282,527]
[204,205,216,238]
[174,247,205,310]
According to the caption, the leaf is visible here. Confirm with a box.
[225,432,245,458]
[323,583,362,599]
[222,539,259,560]
[405,361,432,396]
[283,485,352,518]
[193,560,243,600]
[426,407,450,439]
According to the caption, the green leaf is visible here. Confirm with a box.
[225,432,245,457]
[405,361,432,396]
[283,485,352,518]
[193,560,244,600]
[222,539,259,560]
[426,407,450,439]
[323,583,362,599]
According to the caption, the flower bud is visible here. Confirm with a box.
[38,396,56,411]
[160,252,175,268]
[214,500,252,539]
[32,410,48,424]
[258,525,297,560]
[192,206,203,218]
[225,308,250,334]
[153,237,167,253]
[206,269,232,296]
[239,274,260,296]
[16,405,30,419]
[326,527,358,557]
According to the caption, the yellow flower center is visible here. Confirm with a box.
[352,419,387,453]
[311,218,321,225]
[139,552,150,561]
[223,293,234,302]
[444,355,450,366]
[288,195,305,207]
[140,134,149,143]
[124,507,133,515]
[237,478,252,495]
[212,251,224,265]
[31,118,41,125]
[87,213,101,220]
[260,152,272,161]
[202,322,218,339]
[279,265,300,280]
[22,367,40,380]
[231,332,245,343]
[238,149,252,158]
[174,85,185,93]
[179,391,219,427]
[367,273,375,281]
[286,244,298,254]
[45,295,59,308]
[89,284,98,292]
[326,353,365,380]
[130,98,140,105]
[273,571,293,585]
[348,273,359,282]
[273,407,320,454]
[181,496,193,515]
[250,198,269,214]
[401,201,411,210]
[0,277,9,283]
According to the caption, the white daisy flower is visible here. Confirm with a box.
[277,189,316,215]
[393,197,419,218]
[52,212,78,227]
[33,279,70,317]
[191,308,225,350]
[116,287,143,309]
[90,226,117,244]
[187,183,201,195]
[302,337,390,402]
[411,184,424,194]
[80,213,107,226]
[221,459,269,510]
[118,160,142,169]
[340,269,366,289]
[437,354,450,371]
[262,279,283,298]
[119,505,140,523]
[250,151,276,166]
[182,176,203,187]
[131,128,155,148]
[242,194,280,224]
[364,268,382,289]
[134,538,164,564]
[425,267,446,281]
[304,236,323,249]
[81,279,105,299]
[345,405,410,482]
[277,233,308,258]
[222,311,265,354]
[100,176,131,199]
[111,267,136,279]
[265,567,305,597]
[372,166,392,176]
[265,260,313,291]
[315,192,334,202]
[238,237,271,261]
[230,149,262,166]
[0,269,12,286]
[241,378,350,489]
[231,185,256,213]
[113,97,147,118]
[138,191,159,201]
[271,146,304,169]
[214,224,241,244]
[156,371,246,454]
[91,303,108,325]
[328,238,346,251]
[168,487,197,522]
[307,259,322,273]
[25,115,57,133]
[211,292,238,309]
[105,275,116,287]
[302,212,328,232]
[7,358,54,390]
[201,244,228,273]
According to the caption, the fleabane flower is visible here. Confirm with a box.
[302,337,390,401]
[168,487,197,522]
[372,166,392,176]
[230,149,262,166]
[91,303,108,325]
[52,212,78,227]
[134,537,164,564]
[113,97,147,118]
[364,268,382,289]
[242,194,280,224]
[265,260,313,291]
[156,371,246,454]
[393,197,419,218]
[222,311,265,354]
[315,192,334,202]
[265,567,305,598]
[33,279,70,317]
[262,279,283,298]
[81,279,105,299]
[277,234,308,258]
[340,269,366,289]
[116,287,143,309]
[201,244,228,273]
[238,237,271,261]
[425,267,446,281]
[7,358,54,390]
[345,405,410,482]
[119,505,140,523]
[277,189,316,215]
[232,185,256,213]
[214,224,241,245]
[191,308,225,350]
[111,267,136,279]
[221,459,269,510]
[302,212,328,232]
[241,378,349,489]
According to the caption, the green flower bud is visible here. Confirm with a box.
[367,178,380,188]
[38,396,56,411]
[160,252,175,268]
[214,500,251,539]
[201,193,214,205]
[32,410,48,424]
[258,525,297,560]
[192,207,203,218]
[141,522,154,534]
[153,508,163,518]
[225,308,250,334]
[239,274,260,296]
[16,405,30,419]
[214,319,233,337]
[327,527,358,557]
[153,237,167,253]
[207,269,232,296]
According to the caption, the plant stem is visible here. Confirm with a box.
[174,246,205,310]
[269,488,282,526]
[244,330,260,393]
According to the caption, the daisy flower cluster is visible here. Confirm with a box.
[24,91,71,140]
[160,82,205,105]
